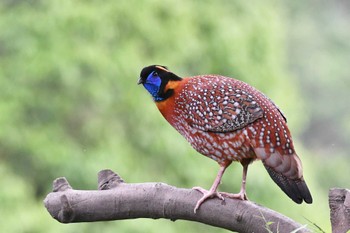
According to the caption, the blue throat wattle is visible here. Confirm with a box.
[143,83,164,101]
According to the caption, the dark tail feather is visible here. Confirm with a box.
[264,164,313,204]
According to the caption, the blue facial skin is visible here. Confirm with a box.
[143,71,164,101]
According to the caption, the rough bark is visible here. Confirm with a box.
[44,169,309,232]
[329,188,350,233]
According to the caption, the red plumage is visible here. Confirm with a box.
[139,65,312,212]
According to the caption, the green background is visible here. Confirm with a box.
[0,0,349,232]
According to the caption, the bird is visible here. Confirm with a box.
[138,65,312,213]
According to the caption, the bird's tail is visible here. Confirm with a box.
[254,147,313,204]
[263,163,313,204]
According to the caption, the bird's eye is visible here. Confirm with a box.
[152,71,158,77]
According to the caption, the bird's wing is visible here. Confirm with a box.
[180,76,264,133]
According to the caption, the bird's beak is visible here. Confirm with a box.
[137,77,143,85]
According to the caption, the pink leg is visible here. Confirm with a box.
[192,165,227,213]
[221,162,249,200]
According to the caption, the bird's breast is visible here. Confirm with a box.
[155,79,188,124]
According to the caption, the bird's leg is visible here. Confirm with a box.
[220,162,249,200]
[192,165,227,213]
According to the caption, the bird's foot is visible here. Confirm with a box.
[220,190,249,201]
[192,186,225,213]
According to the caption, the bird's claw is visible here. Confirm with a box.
[220,190,248,201]
[192,186,225,213]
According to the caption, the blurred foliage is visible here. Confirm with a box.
[284,0,350,155]
[0,0,348,232]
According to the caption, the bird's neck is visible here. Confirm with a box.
[155,79,187,122]
[149,72,183,102]
[153,78,181,102]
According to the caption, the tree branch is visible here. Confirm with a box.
[329,188,350,233]
[44,169,309,232]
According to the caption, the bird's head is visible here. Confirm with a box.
[138,65,182,102]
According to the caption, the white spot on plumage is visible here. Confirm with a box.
[215,151,222,157]
[229,148,237,156]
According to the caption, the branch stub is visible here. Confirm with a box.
[98,169,124,190]
[53,177,72,192]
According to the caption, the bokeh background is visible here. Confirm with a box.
[1,0,349,232]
